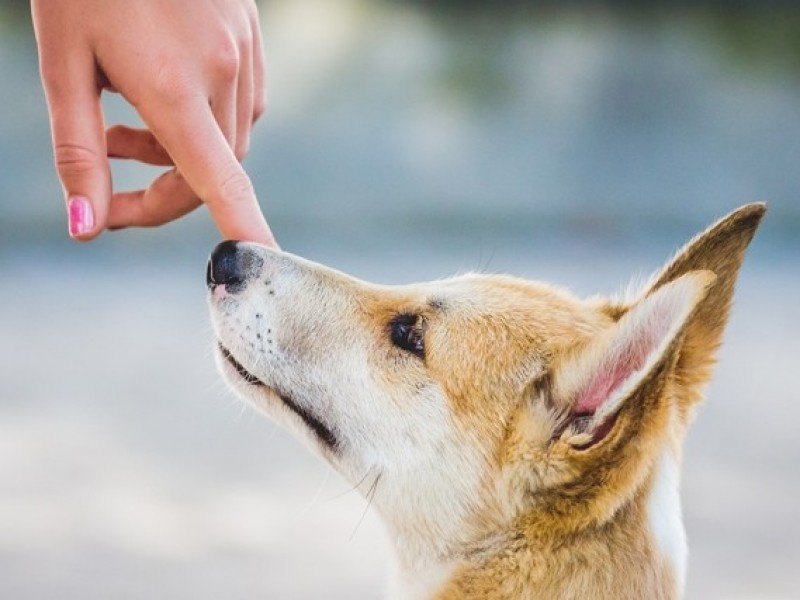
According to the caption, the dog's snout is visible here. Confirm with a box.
[207,241,263,293]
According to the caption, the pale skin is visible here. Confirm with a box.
[31,0,277,246]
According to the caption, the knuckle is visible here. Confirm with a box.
[211,37,240,83]
[238,29,254,55]
[54,142,101,177]
[209,166,254,207]
[246,0,260,20]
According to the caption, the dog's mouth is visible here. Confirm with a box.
[219,344,262,385]
[218,343,338,451]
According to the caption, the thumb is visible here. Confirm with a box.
[40,55,111,240]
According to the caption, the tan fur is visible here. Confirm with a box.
[208,204,765,599]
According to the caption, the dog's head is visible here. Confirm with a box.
[207,204,763,566]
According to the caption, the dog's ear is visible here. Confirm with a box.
[550,203,765,449]
[552,271,716,449]
[614,203,766,408]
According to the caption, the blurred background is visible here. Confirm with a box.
[1,0,798,598]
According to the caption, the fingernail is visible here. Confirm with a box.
[68,196,95,237]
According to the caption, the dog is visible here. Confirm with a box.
[207,204,764,599]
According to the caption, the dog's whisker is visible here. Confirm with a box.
[232,397,250,422]
[327,467,374,502]
[349,470,382,541]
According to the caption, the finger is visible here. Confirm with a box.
[107,169,201,229]
[251,9,266,123]
[39,52,110,240]
[106,125,174,166]
[235,32,254,160]
[209,35,239,155]
[137,95,276,246]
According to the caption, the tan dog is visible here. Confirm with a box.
[207,204,764,599]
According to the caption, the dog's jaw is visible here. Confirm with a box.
[215,342,340,450]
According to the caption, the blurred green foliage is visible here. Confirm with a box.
[0,0,26,16]
[0,0,31,40]
[709,8,800,74]
[389,1,800,75]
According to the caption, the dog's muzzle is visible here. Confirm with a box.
[206,240,264,294]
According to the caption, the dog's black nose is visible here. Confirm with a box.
[208,241,242,290]
[207,240,263,293]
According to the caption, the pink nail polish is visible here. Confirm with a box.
[68,196,95,237]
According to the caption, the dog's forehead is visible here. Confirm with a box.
[418,273,601,338]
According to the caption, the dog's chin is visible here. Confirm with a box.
[216,342,339,451]
[217,343,263,386]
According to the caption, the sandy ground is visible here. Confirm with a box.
[0,230,797,600]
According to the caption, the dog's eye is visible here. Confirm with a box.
[390,313,425,359]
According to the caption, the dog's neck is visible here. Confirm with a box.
[387,450,686,600]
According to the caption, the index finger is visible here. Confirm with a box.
[136,94,277,246]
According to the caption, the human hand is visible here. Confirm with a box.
[32,0,276,246]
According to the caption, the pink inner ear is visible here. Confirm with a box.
[574,361,633,414]
[573,304,673,415]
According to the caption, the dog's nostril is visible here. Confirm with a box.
[208,240,246,291]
